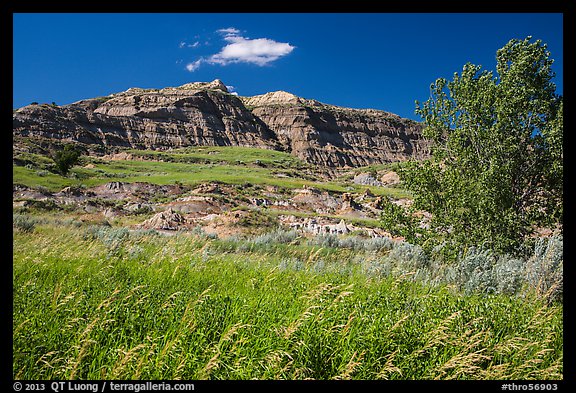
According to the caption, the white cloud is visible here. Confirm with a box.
[208,36,295,66]
[180,40,200,48]
[223,35,243,43]
[217,27,241,35]
[184,28,295,72]
[186,59,203,72]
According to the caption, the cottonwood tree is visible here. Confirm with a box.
[398,37,563,256]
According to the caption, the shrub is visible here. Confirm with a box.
[235,210,277,232]
[311,259,326,273]
[447,247,497,295]
[492,256,525,296]
[23,199,59,211]
[191,225,219,240]
[83,225,129,256]
[336,236,365,250]
[278,258,305,272]
[439,235,562,301]
[361,258,392,278]
[363,236,394,252]
[306,233,395,252]
[131,228,160,238]
[13,214,36,233]
[524,235,563,303]
[252,229,298,245]
[387,241,429,270]
[314,233,340,248]
[52,145,81,176]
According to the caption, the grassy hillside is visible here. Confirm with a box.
[13,146,411,198]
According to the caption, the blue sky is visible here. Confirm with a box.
[13,13,563,121]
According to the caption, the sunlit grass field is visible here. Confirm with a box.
[13,146,411,198]
[13,218,562,380]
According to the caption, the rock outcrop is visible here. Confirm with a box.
[13,79,430,167]
[139,208,187,230]
[13,79,278,152]
[353,173,384,187]
[244,91,429,166]
[380,171,401,186]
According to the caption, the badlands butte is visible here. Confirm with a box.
[13,79,430,167]
[13,79,431,237]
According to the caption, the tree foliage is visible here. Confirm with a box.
[379,197,422,244]
[52,144,81,176]
[398,37,563,256]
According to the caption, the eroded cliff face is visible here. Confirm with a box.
[13,79,430,167]
[243,91,429,167]
[13,80,278,152]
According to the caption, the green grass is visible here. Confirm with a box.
[346,184,412,199]
[13,146,412,198]
[13,218,563,380]
[13,165,77,191]
[127,146,306,167]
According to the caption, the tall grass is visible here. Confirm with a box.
[13,220,562,380]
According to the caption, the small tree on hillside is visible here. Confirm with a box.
[53,144,81,176]
[398,37,563,257]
